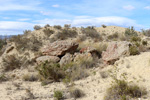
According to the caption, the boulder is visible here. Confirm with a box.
[42,40,78,56]
[102,41,130,64]
[36,56,60,64]
[59,53,73,66]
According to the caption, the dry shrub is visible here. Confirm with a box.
[43,28,54,37]
[9,35,42,52]
[129,45,140,55]
[36,61,65,82]
[56,29,77,40]
[54,25,62,29]
[54,90,63,100]
[34,25,42,30]
[22,74,38,81]
[107,32,119,40]
[2,54,28,71]
[0,74,8,82]
[142,29,150,37]
[69,88,85,99]
[44,24,50,28]
[81,27,102,40]
[104,79,147,100]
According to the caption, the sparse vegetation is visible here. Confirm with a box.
[142,29,150,37]
[130,36,141,42]
[0,38,7,55]
[54,25,62,29]
[43,28,54,37]
[64,24,71,28]
[54,90,63,100]
[142,40,148,46]
[44,24,50,28]
[23,30,31,35]
[125,26,137,38]
[107,32,119,40]
[2,54,28,71]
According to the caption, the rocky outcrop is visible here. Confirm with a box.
[42,40,78,56]
[59,53,73,66]
[102,41,130,64]
[36,56,60,64]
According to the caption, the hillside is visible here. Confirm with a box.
[0,25,150,100]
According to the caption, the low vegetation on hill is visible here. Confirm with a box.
[0,24,150,100]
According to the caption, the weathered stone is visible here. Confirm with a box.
[36,56,60,64]
[42,40,78,56]
[59,53,73,66]
[102,41,130,64]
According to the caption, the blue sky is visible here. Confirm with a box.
[1,0,150,35]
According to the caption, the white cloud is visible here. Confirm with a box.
[40,11,51,15]
[18,18,30,21]
[123,5,135,10]
[35,16,143,29]
[0,16,143,35]
[144,6,150,10]
[0,21,34,35]
[52,4,60,8]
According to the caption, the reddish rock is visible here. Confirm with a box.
[42,40,78,56]
[102,41,130,64]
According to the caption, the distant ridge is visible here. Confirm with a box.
[0,35,14,39]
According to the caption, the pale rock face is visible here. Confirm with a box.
[42,40,78,56]
[36,56,60,64]
[59,53,73,66]
[102,41,130,64]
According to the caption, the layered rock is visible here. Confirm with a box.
[102,41,130,64]
[42,40,78,56]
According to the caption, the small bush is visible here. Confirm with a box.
[104,79,147,100]
[142,29,150,37]
[0,74,8,82]
[81,27,102,40]
[43,28,54,37]
[102,24,107,28]
[36,61,65,81]
[100,71,108,78]
[130,36,141,42]
[142,40,148,46]
[107,32,119,40]
[125,26,137,38]
[0,38,7,55]
[44,24,50,28]
[64,24,71,28]
[54,25,62,29]
[2,55,28,71]
[70,88,84,99]
[54,90,63,100]
[23,30,31,35]
[56,29,77,40]
[129,45,139,55]
[22,74,38,81]
[34,25,42,30]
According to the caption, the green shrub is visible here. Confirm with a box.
[34,25,42,30]
[2,54,28,71]
[142,40,148,46]
[129,45,139,55]
[130,36,141,42]
[70,88,84,99]
[44,24,50,28]
[125,26,137,38]
[43,28,54,37]
[54,25,62,29]
[54,90,63,100]
[36,61,65,81]
[0,38,7,55]
[104,79,147,100]
[102,24,107,28]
